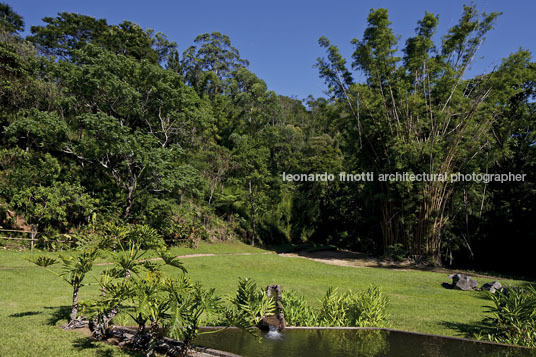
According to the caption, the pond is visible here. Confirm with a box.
[194,328,535,357]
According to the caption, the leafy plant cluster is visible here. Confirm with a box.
[31,226,391,353]
[479,286,536,347]
[280,289,317,326]
[31,224,229,356]
[230,279,390,328]
[227,277,276,327]
[316,285,390,327]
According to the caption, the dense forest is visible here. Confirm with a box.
[1,4,534,276]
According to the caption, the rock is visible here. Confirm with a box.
[448,273,478,291]
[480,281,502,293]
[258,284,286,331]
[258,315,285,331]
[123,333,134,340]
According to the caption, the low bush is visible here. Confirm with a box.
[281,290,317,326]
[226,279,390,329]
[228,277,275,327]
[317,285,389,327]
[480,286,536,347]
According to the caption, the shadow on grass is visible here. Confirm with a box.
[8,311,42,317]
[273,245,438,271]
[44,305,71,326]
[72,337,144,357]
[265,242,338,254]
[441,282,453,289]
[440,320,492,339]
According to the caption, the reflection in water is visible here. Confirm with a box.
[194,328,535,357]
[308,329,389,357]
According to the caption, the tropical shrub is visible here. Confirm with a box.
[318,285,389,327]
[229,277,275,327]
[236,279,389,328]
[480,286,536,347]
[31,247,98,328]
[281,289,317,326]
[167,279,223,354]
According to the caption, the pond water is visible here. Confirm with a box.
[194,328,535,357]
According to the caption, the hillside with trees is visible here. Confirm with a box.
[1,3,535,277]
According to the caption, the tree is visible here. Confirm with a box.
[461,52,536,275]
[28,12,175,63]
[316,6,504,263]
[227,68,281,134]
[52,45,211,218]
[228,134,271,246]
[181,32,249,96]
[0,3,24,34]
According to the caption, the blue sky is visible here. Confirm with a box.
[10,0,536,100]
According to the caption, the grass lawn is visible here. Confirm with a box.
[0,241,531,356]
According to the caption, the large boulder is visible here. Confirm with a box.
[480,281,502,294]
[448,273,478,291]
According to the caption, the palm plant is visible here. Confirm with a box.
[167,279,222,356]
[32,248,98,328]
[88,224,186,339]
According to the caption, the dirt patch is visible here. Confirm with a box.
[279,250,412,269]
[278,249,506,280]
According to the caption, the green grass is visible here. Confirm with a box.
[0,242,531,356]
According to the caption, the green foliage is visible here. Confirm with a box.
[0,3,24,34]
[82,243,251,355]
[167,279,222,350]
[233,278,389,328]
[317,287,348,326]
[281,290,317,326]
[27,12,175,63]
[384,243,408,262]
[181,32,249,96]
[57,248,98,288]
[230,277,275,327]
[128,272,171,332]
[313,5,527,266]
[5,109,69,149]
[351,285,390,327]
[1,3,535,281]
[480,286,536,347]
[31,246,98,326]
[29,255,57,267]
[98,224,170,279]
[318,285,389,327]
[159,249,187,273]
[11,181,96,232]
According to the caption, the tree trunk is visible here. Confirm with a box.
[124,185,136,218]
[380,200,396,254]
[70,284,79,326]
[413,181,452,265]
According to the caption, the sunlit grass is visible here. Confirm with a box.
[0,242,530,356]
